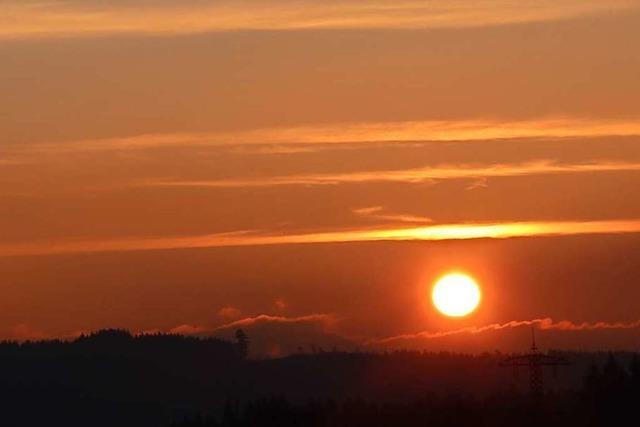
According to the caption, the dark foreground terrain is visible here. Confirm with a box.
[0,330,638,426]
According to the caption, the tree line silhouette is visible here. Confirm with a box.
[0,329,638,426]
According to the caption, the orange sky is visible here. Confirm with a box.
[1,0,640,353]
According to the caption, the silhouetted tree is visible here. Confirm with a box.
[2,333,640,427]
[235,329,249,359]
[629,354,640,390]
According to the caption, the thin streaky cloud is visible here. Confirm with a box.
[466,177,489,191]
[2,219,640,257]
[144,160,640,188]
[369,317,640,344]
[353,206,433,224]
[6,117,640,157]
[213,314,336,332]
[538,318,640,331]
[163,314,336,338]
[1,0,636,40]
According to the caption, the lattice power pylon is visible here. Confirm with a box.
[500,327,570,396]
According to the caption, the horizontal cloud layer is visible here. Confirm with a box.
[370,317,640,345]
[2,219,640,257]
[7,118,640,156]
[1,0,635,40]
[157,315,640,355]
[353,206,433,224]
[213,314,336,332]
[143,160,640,188]
[163,314,335,336]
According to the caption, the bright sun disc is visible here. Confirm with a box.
[432,273,481,317]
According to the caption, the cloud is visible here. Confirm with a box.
[9,118,640,156]
[154,314,335,337]
[159,316,640,355]
[211,313,351,357]
[144,160,640,188]
[46,314,335,341]
[1,1,635,40]
[353,206,433,224]
[466,177,489,191]
[7,316,640,351]
[369,319,544,344]
[370,317,640,345]
[538,318,640,331]
[274,299,287,311]
[158,313,344,356]
[3,219,640,257]
[217,306,243,320]
[213,314,337,332]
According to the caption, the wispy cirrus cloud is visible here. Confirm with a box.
[370,317,640,345]
[163,315,640,354]
[538,318,640,331]
[5,117,640,158]
[466,177,489,191]
[353,206,433,224]
[1,0,635,40]
[213,314,337,332]
[143,160,640,188]
[3,219,640,257]
[9,316,640,346]
[159,314,336,337]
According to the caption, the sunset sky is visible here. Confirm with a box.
[1,0,640,354]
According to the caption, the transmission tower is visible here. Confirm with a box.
[499,327,570,396]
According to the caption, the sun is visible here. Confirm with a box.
[432,273,481,317]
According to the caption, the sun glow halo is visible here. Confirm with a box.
[432,273,481,317]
